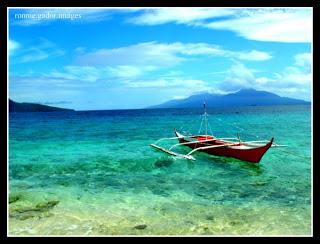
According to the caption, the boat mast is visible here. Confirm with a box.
[204,101,208,138]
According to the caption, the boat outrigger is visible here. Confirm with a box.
[150,103,283,163]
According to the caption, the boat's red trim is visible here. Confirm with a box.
[197,136,214,141]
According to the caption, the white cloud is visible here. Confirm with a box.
[126,78,207,89]
[49,64,157,82]
[11,38,64,63]
[172,95,187,100]
[128,8,234,25]
[124,78,211,104]
[76,41,271,69]
[74,47,86,54]
[221,62,256,91]
[271,53,311,90]
[276,66,311,87]
[236,50,272,61]
[9,40,21,55]
[129,8,311,43]
[57,42,271,83]
[108,65,157,78]
[50,66,109,82]
[20,49,48,63]
[294,52,311,71]
[29,41,271,85]
[76,42,184,67]
[218,52,311,100]
[204,8,312,43]
[255,77,273,84]
[9,75,84,102]
[177,43,272,61]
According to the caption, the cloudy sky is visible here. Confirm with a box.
[9,7,312,110]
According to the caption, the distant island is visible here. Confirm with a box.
[9,99,75,113]
[148,89,310,109]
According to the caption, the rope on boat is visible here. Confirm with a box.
[178,114,202,133]
[273,147,311,160]
[207,115,214,136]
[176,110,311,161]
[198,114,204,134]
[198,113,214,136]
[214,117,263,140]
[214,117,311,160]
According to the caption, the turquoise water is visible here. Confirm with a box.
[8,105,311,235]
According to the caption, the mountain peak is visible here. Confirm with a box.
[148,89,309,109]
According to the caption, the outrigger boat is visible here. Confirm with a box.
[150,103,281,163]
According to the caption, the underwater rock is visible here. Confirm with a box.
[202,226,209,233]
[195,192,205,197]
[205,214,215,221]
[134,224,147,230]
[59,181,71,187]
[10,209,53,220]
[13,200,59,214]
[151,188,170,197]
[185,220,195,225]
[15,201,59,213]
[35,200,59,211]
[251,181,268,186]
[10,182,33,190]
[230,220,241,226]
[9,200,59,221]
[154,159,173,168]
[9,194,21,204]
[17,212,38,220]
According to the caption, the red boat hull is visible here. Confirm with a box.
[175,131,273,163]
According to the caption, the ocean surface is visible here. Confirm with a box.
[8,105,312,236]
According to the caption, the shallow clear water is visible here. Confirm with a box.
[8,105,311,235]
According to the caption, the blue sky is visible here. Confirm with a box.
[9,7,312,110]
